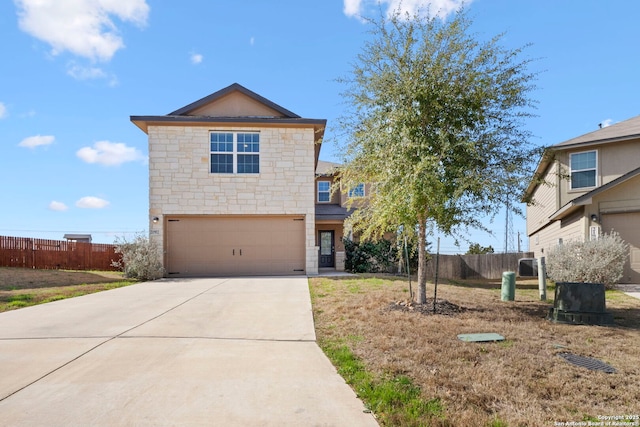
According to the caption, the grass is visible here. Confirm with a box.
[309,275,640,426]
[0,267,136,312]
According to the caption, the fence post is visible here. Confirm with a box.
[538,256,547,301]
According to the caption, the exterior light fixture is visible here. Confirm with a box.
[152,216,159,224]
[590,214,598,223]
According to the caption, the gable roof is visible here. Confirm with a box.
[549,166,640,221]
[553,115,640,149]
[316,160,341,176]
[130,83,327,168]
[524,114,640,200]
[169,83,301,118]
[130,83,325,134]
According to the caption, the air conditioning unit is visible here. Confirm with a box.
[518,258,538,277]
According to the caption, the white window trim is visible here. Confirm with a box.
[569,150,597,190]
[317,181,331,203]
[210,131,260,175]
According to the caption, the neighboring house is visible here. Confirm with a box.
[524,115,640,283]
[131,83,326,277]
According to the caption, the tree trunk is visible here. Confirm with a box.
[416,215,428,304]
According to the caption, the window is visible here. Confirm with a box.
[317,181,330,202]
[570,150,596,189]
[210,132,259,174]
[348,183,365,198]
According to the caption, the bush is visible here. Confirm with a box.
[344,238,420,273]
[546,232,629,289]
[344,238,397,273]
[112,234,164,281]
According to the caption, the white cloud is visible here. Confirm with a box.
[14,0,150,62]
[67,62,107,80]
[343,0,363,17]
[76,196,110,209]
[76,140,146,166]
[0,102,6,119]
[344,0,469,20]
[600,118,613,128]
[190,52,203,64]
[18,134,55,148]
[48,201,69,211]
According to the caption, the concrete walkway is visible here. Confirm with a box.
[616,284,640,300]
[0,277,378,426]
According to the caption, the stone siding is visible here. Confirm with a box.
[148,125,318,274]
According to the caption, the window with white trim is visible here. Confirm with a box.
[317,181,330,202]
[570,150,596,189]
[348,183,365,198]
[210,131,259,174]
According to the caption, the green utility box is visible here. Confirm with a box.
[501,271,515,301]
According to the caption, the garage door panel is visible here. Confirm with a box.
[602,213,640,284]
[166,216,305,277]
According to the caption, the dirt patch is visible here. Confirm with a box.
[388,298,466,316]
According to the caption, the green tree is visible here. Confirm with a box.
[467,243,495,255]
[337,8,539,303]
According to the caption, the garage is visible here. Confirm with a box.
[165,216,306,277]
[602,212,640,283]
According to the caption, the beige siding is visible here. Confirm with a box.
[557,138,640,207]
[600,138,640,184]
[148,125,318,274]
[188,92,285,118]
[526,161,559,235]
[529,212,586,259]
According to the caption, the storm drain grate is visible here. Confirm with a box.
[557,352,616,374]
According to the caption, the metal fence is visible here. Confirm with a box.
[0,236,120,271]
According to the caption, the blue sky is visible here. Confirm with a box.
[1,0,639,253]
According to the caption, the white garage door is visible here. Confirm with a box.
[165,216,306,277]
[602,212,640,284]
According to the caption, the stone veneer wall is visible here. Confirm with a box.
[147,125,318,275]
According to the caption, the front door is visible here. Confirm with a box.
[319,231,335,268]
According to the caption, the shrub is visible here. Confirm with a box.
[344,238,396,273]
[546,232,629,289]
[343,238,420,273]
[112,234,164,281]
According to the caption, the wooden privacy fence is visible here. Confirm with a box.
[425,252,535,280]
[0,236,121,271]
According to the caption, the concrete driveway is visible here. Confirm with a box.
[0,277,378,426]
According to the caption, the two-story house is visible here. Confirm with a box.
[524,115,640,283]
[131,83,327,277]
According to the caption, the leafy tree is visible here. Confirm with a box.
[337,8,539,303]
[466,243,495,255]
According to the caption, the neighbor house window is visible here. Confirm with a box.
[317,181,330,202]
[348,183,365,198]
[210,131,259,174]
[570,150,596,189]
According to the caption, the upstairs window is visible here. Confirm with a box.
[348,183,365,198]
[570,150,596,189]
[210,131,260,174]
[317,181,330,202]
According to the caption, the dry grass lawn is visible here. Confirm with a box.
[0,267,133,312]
[310,275,640,426]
